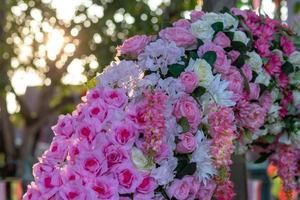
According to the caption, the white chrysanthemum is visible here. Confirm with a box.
[222,13,238,30]
[138,39,185,75]
[97,60,143,91]
[151,156,178,185]
[189,59,214,87]
[233,31,250,45]
[191,131,216,184]
[157,77,185,101]
[293,90,300,106]
[288,51,300,68]
[246,51,263,73]
[201,75,236,107]
[191,20,215,42]
[255,70,271,86]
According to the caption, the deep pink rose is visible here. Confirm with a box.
[114,162,142,194]
[173,19,191,29]
[278,72,289,89]
[111,121,136,147]
[280,36,295,56]
[159,27,196,48]
[86,88,102,103]
[59,183,89,200]
[117,35,152,57]
[89,175,119,199]
[136,175,157,194]
[259,91,272,112]
[213,32,231,48]
[264,54,282,76]
[76,120,97,142]
[103,143,128,168]
[176,132,197,154]
[196,180,217,200]
[190,10,204,22]
[174,95,202,130]
[167,179,190,200]
[52,114,74,138]
[88,100,108,123]
[179,71,199,93]
[103,88,128,108]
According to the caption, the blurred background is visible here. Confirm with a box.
[0,0,299,199]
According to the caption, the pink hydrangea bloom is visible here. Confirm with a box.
[264,54,282,75]
[159,27,196,48]
[117,35,152,57]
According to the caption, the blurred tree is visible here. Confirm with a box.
[0,0,199,183]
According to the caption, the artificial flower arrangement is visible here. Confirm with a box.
[23,7,300,200]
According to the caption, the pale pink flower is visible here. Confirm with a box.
[190,10,204,22]
[213,32,231,48]
[228,50,240,63]
[103,88,128,108]
[102,143,128,168]
[159,27,196,48]
[196,180,216,200]
[173,19,191,29]
[241,64,252,81]
[167,179,190,200]
[88,175,119,199]
[117,35,152,57]
[264,54,282,75]
[280,36,295,56]
[176,132,198,154]
[179,71,199,93]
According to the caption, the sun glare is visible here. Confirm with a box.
[46,29,65,60]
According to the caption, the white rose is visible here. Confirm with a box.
[191,59,214,87]
[289,71,300,86]
[233,31,250,45]
[202,12,223,24]
[292,90,300,106]
[288,51,300,68]
[131,147,153,170]
[255,70,271,86]
[271,88,280,100]
[246,51,263,73]
[191,20,215,42]
[222,13,238,30]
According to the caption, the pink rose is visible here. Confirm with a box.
[111,121,136,147]
[213,32,231,48]
[182,176,200,199]
[89,175,119,199]
[198,42,230,74]
[235,99,266,132]
[241,64,252,81]
[159,27,196,48]
[176,132,197,153]
[117,35,152,57]
[264,54,282,75]
[33,162,55,178]
[254,39,270,57]
[248,83,260,100]
[278,72,289,89]
[23,183,42,200]
[59,183,89,200]
[60,166,82,184]
[196,180,217,200]
[228,50,240,62]
[103,143,128,168]
[41,137,68,165]
[280,36,295,56]
[103,88,128,108]
[179,71,199,93]
[173,19,191,29]
[167,179,190,200]
[221,67,244,101]
[86,88,102,103]
[190,10,204,22]
[88,100,108,123]
[114,162,142,194]
[136,175,157,194]
[231,8,247,19]
[52,114,74,138]
[76,120,97,142]
[174,95,202,130]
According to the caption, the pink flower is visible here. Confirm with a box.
[235,100,266,132]
[33,162,55,178]
[241,64,252,81]
[176,132,197,154]
[42,137,68,165]
[213,180,235,200]
[59,183,89,200]
[280,36,295,56]
[190,10,204,22]
[248,83,260,100]
[198,42,230,74]
[117,35,152,57]
[89,175,119,199]
[231,7,247,19]
[114,162,142,194]
[86,88,102,103]
[213,32,231,48]
[88,101,108,123]
[167,179,190,200]
[111,121,136,147]
[103,143,128,168]
[179,71,199,93]
[228,50,240,63]
[278,72,289,88]
[136,175,157,194]
[264,54,282,76]
[159,27,196,48]
[196,180,216,200]
[182,176,200,199]
[76,120,97,142]
[52,114,74,138]
[259,91,272,112]
[174,95,202,131]
[221,67,244,101]
[173,19,191,29]
[23,183,42,200]
[103,88,128,108]
[254,39,270,57]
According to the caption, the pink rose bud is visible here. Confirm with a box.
[190,10,204,22]
[159,27,196,48]
[213,32,231,48]
[176,132,197,154]
[117,35,152,57]
[179,71,199,93]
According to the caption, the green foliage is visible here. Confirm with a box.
[202,51,217,66]
[178,117,190,133]
[168,63,186,77]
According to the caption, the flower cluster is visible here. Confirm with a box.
[24,7,299,200]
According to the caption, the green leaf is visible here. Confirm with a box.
[193,86,206,97]
[202,51,217,66]
[168,64,185,77]
[178,117,190,133]
[232,41,248,53]
[261,135,275,143]
[224,31,234,40]
[211,22,224,32]
[281,61,294,74]
[189,51,198,60]
[86,77,97,89]
[254,153,272,164]
[197,39,204,46]
[175,162,197,179]
[232,55,245,68]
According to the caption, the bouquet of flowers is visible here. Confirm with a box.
[23,7,300,200]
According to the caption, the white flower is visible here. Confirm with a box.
[151,157,177,185]
[202,12,223,23]
[255,70,271,86]
[246,51,263,73]
[293,90,300,106]
[201,75,236,107]
[222,13,238,30]
[266,122,284,135]
[190,59,214,87]
[191,131,216,184]
[267,104,281,122]
[233,31,250,45]
[191,20,215,42]
[288,51,300,68]
[289,71,300,86]
[156,77,185,101]
[131,147,154,170]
